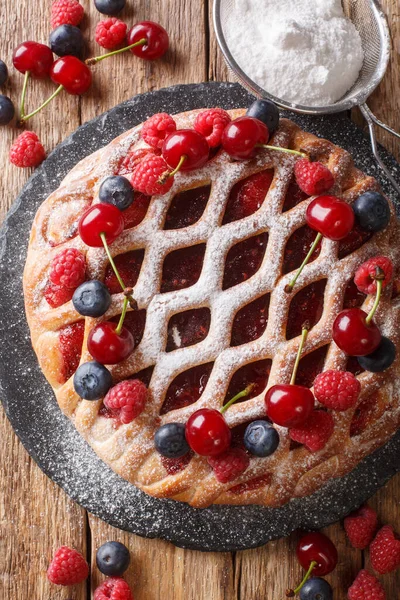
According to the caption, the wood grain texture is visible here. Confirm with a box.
[0,1,399,598]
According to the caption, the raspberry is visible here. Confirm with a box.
[348,570,386,600]
[314,370,361,411]
[194,108,231,148]
[207,448,250,483]
[104,379,148,424]
[141,113,177,150]
[50,248,86,288]
[47,546,89,586]
[354,256,394,295]
[117,147,158,175]
[370,525,400,574]
[95,18,127,49]
[294,158,334,196]
[10,131,46,168]
[94,577,133,600]
[344,505,378,549]
[289,410,334,452]
[51,0,84,29]
[44,281,74,308]
[131,155,174,196]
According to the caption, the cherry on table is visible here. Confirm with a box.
[78,203,124,247]
[221,116,269,160]
[162,129,209,172]
[333,308,382,356]
[51,55,92,95]
[306,195,355,241]
[127,21,169,60]
[88,321,135,364]
[13,41,54,78]
[297,532,338,576]
[185,408,231,456]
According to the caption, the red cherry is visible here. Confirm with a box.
[297,532,338,576]
[333,308,382,356]
[79,203,124,247]
[50,56,92,95]
[306,195,355,241]
[13,41,54,78]
[162,130,209,171]
[127,21,169,60]
[221,116,269,160]
[265,384,314,428]
[88,322,135,364]
[185,408,231,456]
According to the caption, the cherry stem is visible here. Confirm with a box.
[100,232,137,308]
[115,297,129,335]
[20,70,30,119]
[220,384,255,414]
[285,232,323,294]
[366,278,383,325]
[257,144,307,158]
[86,38,147,65]
[290,325,309,386]
[19,84,64,123]
[158,155,187,184]
[293,561,318,595]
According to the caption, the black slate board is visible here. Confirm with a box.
[1,82,400,552]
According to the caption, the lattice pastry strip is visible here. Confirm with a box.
[24,109,400,507]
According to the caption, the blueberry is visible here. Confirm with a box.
[49,25,85,58]
[244,420,279,457]
[246,99,280,134]
[154,423,190,458]
[74,361,113,400]
[73,280,111,317]
[99,175,134,211]
[353,191,391,233]
[358,336,396,373]
[0,95,14,125]
[299,578,333,600]
[96,541,130,576]
[0,61,8,86]
[94,0,126,15]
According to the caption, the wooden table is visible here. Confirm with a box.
[0,2,399,598]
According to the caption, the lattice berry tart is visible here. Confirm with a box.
[24,101,400,508]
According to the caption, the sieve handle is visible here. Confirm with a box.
[360,103,400,197]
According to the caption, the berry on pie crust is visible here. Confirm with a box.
[24,108,400,507]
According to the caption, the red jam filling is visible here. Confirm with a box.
[282,177,308,212]
[223,233,268,290]
[161,244,206,293]
[346,356,365,376]
[160,363,214,415]
[338,225,373,259]
[296,345,328,388]
[111,309,146,347]
[59,321,85,383]
[222,170,274,224]
[286,280,327,340]
[224,359,272,406]
[161,451,194,475]
[166,308,211,352]
[283,225,321,275]
[105,250,145,295]
[122,193,151,229]
[343,279,366,309]
[164,185,211,230]
[350,393,379,437]
[231,293,270,346]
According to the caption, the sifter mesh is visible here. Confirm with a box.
[214,0,391,115]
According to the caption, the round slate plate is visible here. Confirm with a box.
[1,82,400,552]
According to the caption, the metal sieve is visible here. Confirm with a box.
[213,0,400,194]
